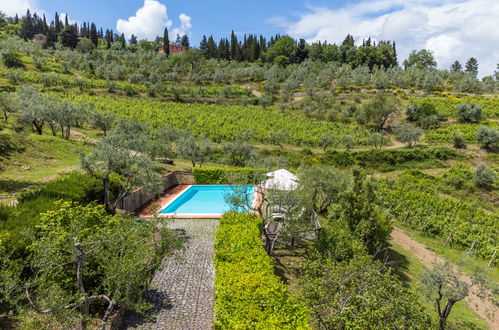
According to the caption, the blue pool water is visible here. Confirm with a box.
[159,185,255,215]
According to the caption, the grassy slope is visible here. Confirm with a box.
[0,131,91,201]
[388,242,490,329]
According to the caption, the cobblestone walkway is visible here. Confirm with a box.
[123,219,219,330]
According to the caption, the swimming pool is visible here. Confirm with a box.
[158,185,255,217]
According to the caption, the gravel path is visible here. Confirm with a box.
[123,219,219,330]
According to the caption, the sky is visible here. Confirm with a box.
[2,0,499,77]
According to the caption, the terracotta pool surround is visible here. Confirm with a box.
[137,184,264,219]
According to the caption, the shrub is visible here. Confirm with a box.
[214,213,310,328]
[406,101,440,128]
[456,102,482,123]
[476,126,499,150]
[2,51,24,68]
[192,167,263,184]
[473,164,496,189]
[452,130,466,149]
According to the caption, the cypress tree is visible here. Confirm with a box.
[42,14,48,33]
[20,9,34,40]
[55,12,61,33]
[14,14,19,24]
[181,35,190,48]
[120,33,126,49]
[230,31,237,60]
[163,27,170,56]
[207,36,217,59]
[199,35,208,51]
[64,14,69,28]
[90,23,98,47]
[60,25,78,49]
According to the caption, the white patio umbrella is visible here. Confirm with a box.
[262,169,298,191]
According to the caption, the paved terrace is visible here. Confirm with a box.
[122,218,219,330]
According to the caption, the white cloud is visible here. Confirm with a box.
[274,0,499,77]
[172,13,192,40]
[116,0,191,42]
[0,0,39,17]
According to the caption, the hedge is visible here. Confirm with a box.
[192,167,264,184]
[322,146,462,169]
[214,213,310,329]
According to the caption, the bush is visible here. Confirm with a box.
[476,126,499,150]
[473,164,496,189]
[2,51,24,68]
[456,102,482,123]
[452,130,466,149]
[406,101,440,128]
[192,167,263,184]
[214,213,310,328]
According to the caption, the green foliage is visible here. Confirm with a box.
[301,255,433,329]
[357,95,400,131]
[62,93,371,147]
[473,164,496,189]
[452,130,466,149]
[403,49,437,70]
[192,167,263,184]
[264,36,298,64]
[322,146,460,171]
[441,163,473,190]
[214,213,310,329]
[410,97,499,119]
[297,165,352,214]
[338,170,391,255]
[28,201,180,323]
[406,101,441,129]
[476,126,499,150]
[2,50,24,68]
[0,173,103,258]
[394,124,423,147]
[376,171,499,259]
[456,102,482,123]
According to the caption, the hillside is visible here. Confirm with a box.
[0,9,498,330]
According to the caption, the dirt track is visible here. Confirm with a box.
[391,227,498,329]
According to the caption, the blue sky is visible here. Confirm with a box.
[2,0,499,76]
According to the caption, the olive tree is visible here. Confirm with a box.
[301,255,433,329]
[297,165,352,214]
[18,86,49,134]
[421,262,471,330]
[473,164,496,189]
[394,124,423,148]
[0,92,18,124]
[177,133,211,167]
[27,202,180,329]
[476,126,498,150]
[90,111,115,136]
[80,124,160,211]
[456,102,482,123]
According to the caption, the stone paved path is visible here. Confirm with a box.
[123,219,219,330]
